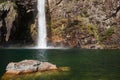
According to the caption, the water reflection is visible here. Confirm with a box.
[34,49,47,61]
[0,49,120,80]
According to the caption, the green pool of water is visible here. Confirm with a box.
[0,49,120,80]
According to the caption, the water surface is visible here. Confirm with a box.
[0,49,120,80]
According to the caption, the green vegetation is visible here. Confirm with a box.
[51,16,98,38]
[98,36,104,42]
[2,67,70,80]
[105,27,114,36]
[0,0,6,3]
[51,18,68,36]
[0,0,16,3]
[98,27,114,42]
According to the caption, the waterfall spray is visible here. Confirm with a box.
[37,0,47,48]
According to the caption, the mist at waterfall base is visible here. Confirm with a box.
[1,49,120,80]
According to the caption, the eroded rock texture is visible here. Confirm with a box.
[0,0,37,47]
[6,60,57,74]
[47,0,120,49]
[0,0,120,49]
[0,1,17,45]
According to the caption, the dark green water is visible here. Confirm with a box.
[0,49,120,80]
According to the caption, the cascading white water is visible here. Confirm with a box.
[36,0,68,49]
[37,0,47,48]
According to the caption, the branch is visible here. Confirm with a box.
[104,6,120,20]
[56,0,63,5]
[50,0,63,13]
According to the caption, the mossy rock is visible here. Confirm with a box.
[2,67,71,80]
[0,0,5,3]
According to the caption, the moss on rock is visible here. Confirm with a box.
[2,67,70,80]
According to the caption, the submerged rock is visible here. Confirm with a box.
[6,60,57,74]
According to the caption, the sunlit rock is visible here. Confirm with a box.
[46,0,120,49]
[2,60,70,80]
[5,60,57,74]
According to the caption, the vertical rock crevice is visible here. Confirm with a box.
[0,0,37,47]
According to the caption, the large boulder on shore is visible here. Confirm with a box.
[6,60,57,74]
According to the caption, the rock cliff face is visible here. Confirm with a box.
[0,0,120,49]
[0,1,18,45]
[15,0,37,44]
[47,0,120,49]
[0,0,37,47]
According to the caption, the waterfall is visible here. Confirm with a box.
[37,0,47,48]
